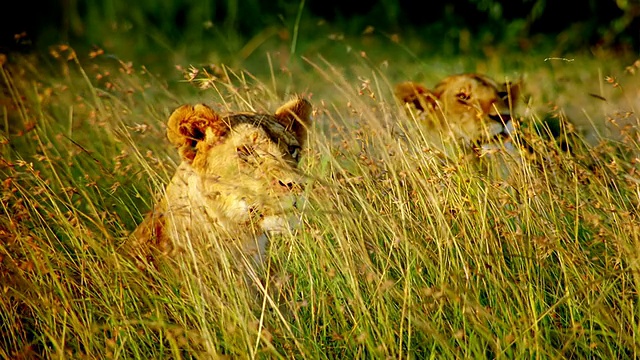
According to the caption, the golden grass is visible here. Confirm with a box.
[2,45,640,358]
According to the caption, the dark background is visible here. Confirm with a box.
[1,0,639,56]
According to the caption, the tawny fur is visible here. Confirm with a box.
[131,98,313,270]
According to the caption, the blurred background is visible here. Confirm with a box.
[2,0,638,70]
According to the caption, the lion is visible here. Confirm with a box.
[130,98,313,273]
[395,73,520,158]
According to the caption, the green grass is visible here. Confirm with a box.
[1,40,640,359]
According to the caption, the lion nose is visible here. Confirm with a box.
[488,113,512,124]
[278,180,300,191]
[488,113,515,137]
[484,112,514,140]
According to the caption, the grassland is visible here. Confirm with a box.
[1,39,640,359]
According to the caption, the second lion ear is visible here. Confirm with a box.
[274,98,313,147]
[166,104,228,161]
[501,79,522,109]
[395,82,438,112]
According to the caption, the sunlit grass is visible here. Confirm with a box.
[1,44,640,358]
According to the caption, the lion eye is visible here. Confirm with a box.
[237,145,254,161]
[456,91,471,102]
[498,91,509,101]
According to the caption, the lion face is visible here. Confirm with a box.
[395,74,520,152]
[132,98,312,268]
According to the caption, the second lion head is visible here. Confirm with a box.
[396,73,521,152]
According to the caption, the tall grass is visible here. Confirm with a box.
[2,45,640,358]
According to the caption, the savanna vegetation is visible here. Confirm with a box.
[2,0,640,358]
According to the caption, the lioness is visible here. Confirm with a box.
[395,73,520,157]
[131,98,312,272]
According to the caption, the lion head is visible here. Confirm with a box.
[395,73,520,154]
[132,98,313,269]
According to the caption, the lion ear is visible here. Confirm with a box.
[395,82,437,111]
[166,103,227,161]
[502,78,522,109]
[274,98,313,146]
